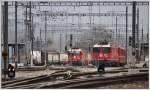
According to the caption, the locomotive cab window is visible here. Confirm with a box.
[103,47,110,53]
[68,51,80,55]
[74,51,80,55]
[93,47,100,52]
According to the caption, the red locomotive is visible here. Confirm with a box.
[67,48,88,66]
[91,43,126,67]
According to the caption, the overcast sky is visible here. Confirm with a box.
[1,0,149,52]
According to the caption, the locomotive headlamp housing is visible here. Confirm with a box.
[99,53,102,57]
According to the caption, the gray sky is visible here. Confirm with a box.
[2,1,149,51]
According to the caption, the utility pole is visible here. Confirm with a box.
[15,1,18,69]
[116,16,117,44]
[78,11,81,48]
[44,11,47,67]
[89,3,92,47]
[29,1,33,66]
[59,33,62,63]
[132,1,136,67]
[31,15,34,56]
[25,4,28,66]
[141,27,144,60]
[71,15,74,47]
[44,11,47,45]
[29,2,32,54]
[137,8,140,62]
[126,6,128,65]
[60,34,62,53]
[40,28,42,49]
[65,11,68,51]
[132,1,136,50]
[2,1,8,80]
[111,11,114,42]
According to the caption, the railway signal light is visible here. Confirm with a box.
[70,34,73,47]
[129,36,132,46]
[65,46,67,51]
[132,52,135,56]
[8,64,15,78]
[70,44,72,47]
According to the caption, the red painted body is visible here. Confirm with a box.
[92,44,126,65]
[67,48,90,65]
[68,52,83,61]
[68,48,84,61]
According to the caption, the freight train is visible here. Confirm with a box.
[91,43,126,67]
[30,43,126,67]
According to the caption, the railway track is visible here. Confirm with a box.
[2,69,70,88]
[16,67,46,71]
[40,72,148,89]
[2,68,148,89]
[2,69,127,85]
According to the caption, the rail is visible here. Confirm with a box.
[40,72,148,89]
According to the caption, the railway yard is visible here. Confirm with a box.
[1,66,149,89]
[1,0,149,89]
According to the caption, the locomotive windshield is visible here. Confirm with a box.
[103,47,110,53]
[93,47,100,52]
[68,51,80,55]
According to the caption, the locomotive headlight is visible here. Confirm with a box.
[8,69,11,71]
[99,53,102,57]
[12,69,15,71]
[74,56,76,59]
[104,54,108,57]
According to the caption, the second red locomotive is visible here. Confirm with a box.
[67,48,88,66]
